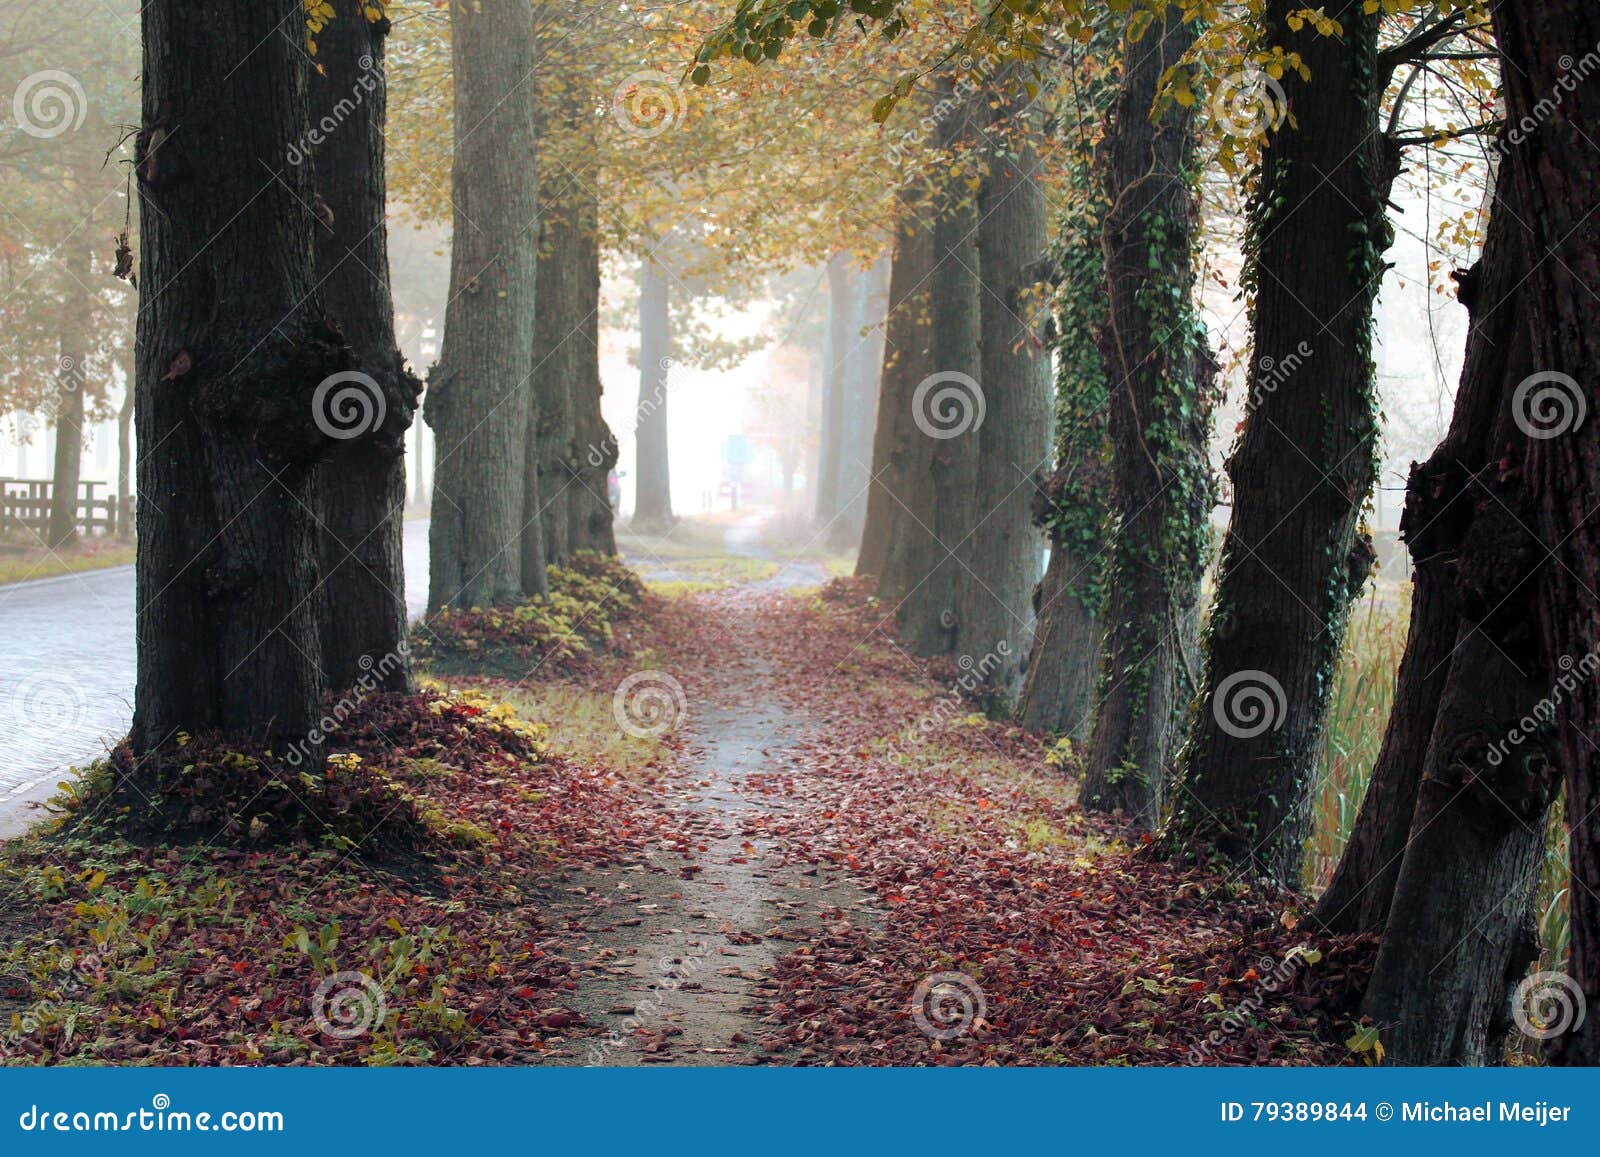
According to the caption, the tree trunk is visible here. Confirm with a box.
[893,81,982,658]
[1079,10,1213,827]
[308,5,418,690]
[1019,534,1101,740]
[633,257,673,530]
[565,194,616,556]
[1315,170,1530,935]
[1164,0,1396,879]
[424,0,539,611]
[815,251,851,529]
[1493,0,1600,1066]
[132,0,350,753]
[862,206,933,592]
[526,187,581,576]
[830,254,889,551]
[48,231,91,549]
[957,76,1052,697]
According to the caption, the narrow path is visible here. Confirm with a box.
[540,601,877,1065]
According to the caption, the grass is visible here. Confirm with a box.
[0,539,135,586]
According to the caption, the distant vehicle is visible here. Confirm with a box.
[608,470,622,512]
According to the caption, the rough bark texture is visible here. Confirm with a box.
[632,258,673,531]
[563,195,616,556]
[1494,0,1600,1067]
[1315,171,1530,935]
[959,78,1052,696]
[1079,13,1212,827]
[862,207,933,594]
[1165,0,1395,879]
[893,82,982,658]
[1019,529,1101,740]
[525,182,584,575]
[133,0,349,752]
[424,0,539,611]
[309,4,417,691]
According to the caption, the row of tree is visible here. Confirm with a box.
[709,0,1598,1065]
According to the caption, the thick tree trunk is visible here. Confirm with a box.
[633,258,673,530]
[424,0,539,611]
[815,251,851,529]
[1493,0,1600,1067]
[1019,532,1101,740]
[1164,0,1396,879]
[564,195,616,556]
[1315,171,1530,935]
[893,82,982,658]
[1079,11,1212,827]
[132,0,350,752]
[863,208,933,592]
[309,4,417,690]
[830,254,889,551]
[525,188,581,576]
[957,78,1052,697]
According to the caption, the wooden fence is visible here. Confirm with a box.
[0,478,125,539]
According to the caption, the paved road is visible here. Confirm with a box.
[0,521,430,822]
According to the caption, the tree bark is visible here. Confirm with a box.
[117,339,134,541]
[862,205,933,593]
[424,0,539,611]
[957,76,1052,696]
[1164,0,1396,879]
[632,257,673,530]
[830,254,889,551]
[1079,10,1213,827]
[308,3,418,690]
[1315,170,1530,935]
[132,0,350,753]
[564,193,616,556]
[1019,530,1101,740]
[1493,0,1600,1066]
[525,185,581,576]
[48,230,91,549]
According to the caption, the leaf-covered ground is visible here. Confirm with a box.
[0,569,1374,1066]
